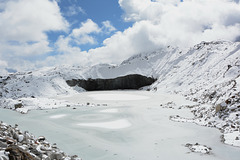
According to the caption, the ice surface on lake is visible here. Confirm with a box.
[88,93,149,100]
[1,91,240,160]
[100,108,119,113]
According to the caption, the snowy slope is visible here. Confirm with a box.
[149,40,240,147]
[152,41,240,102]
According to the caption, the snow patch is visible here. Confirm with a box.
[185,143,212,154]
[49,114,67,119]
[77,119,131,129]
[16,108,29,114]
[224,131,240,147]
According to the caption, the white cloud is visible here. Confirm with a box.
[70,19,101,45]
[0,40,51,57]
[102,21,116,34]
[119,0,156,22]
[55,35,82,54]
[38,51,91,69]
[0,0,68,71]
[65,6,85,16]
[38,35,91,68]
[72,19,101,36]
[0,59,7,68]
[0,0,68,42]
[0,59,8,75]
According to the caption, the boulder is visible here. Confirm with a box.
[29,147,42,159]
[215,103,227,113]
[14,103,23,110]
[49,152,64,160]
[37,136,45,142]
[0,141,7,148]
[5,145,36,160]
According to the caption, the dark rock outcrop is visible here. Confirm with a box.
[66,74,156,91]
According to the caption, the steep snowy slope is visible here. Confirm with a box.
[152,41,240,102]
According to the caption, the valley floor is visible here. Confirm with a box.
[1,91,240,160]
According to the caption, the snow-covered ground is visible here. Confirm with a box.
[1,91,240,160]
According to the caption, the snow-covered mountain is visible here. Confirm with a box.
[0,40,240,147]
[0,40,239,106]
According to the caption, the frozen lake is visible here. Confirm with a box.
[1,91,240,160]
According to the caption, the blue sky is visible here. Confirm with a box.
[0,0,239,74]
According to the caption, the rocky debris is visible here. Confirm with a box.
[170,93,240,147]
[0,98,77,114]
[178,77,240,148]
[160,101,177,109]
[192,93,240,147]
[0,121,81,160]
[0,97,108,114]
[169,115,195,123]
[185,143,212,154]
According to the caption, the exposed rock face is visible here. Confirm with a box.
[66,74,156,91]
